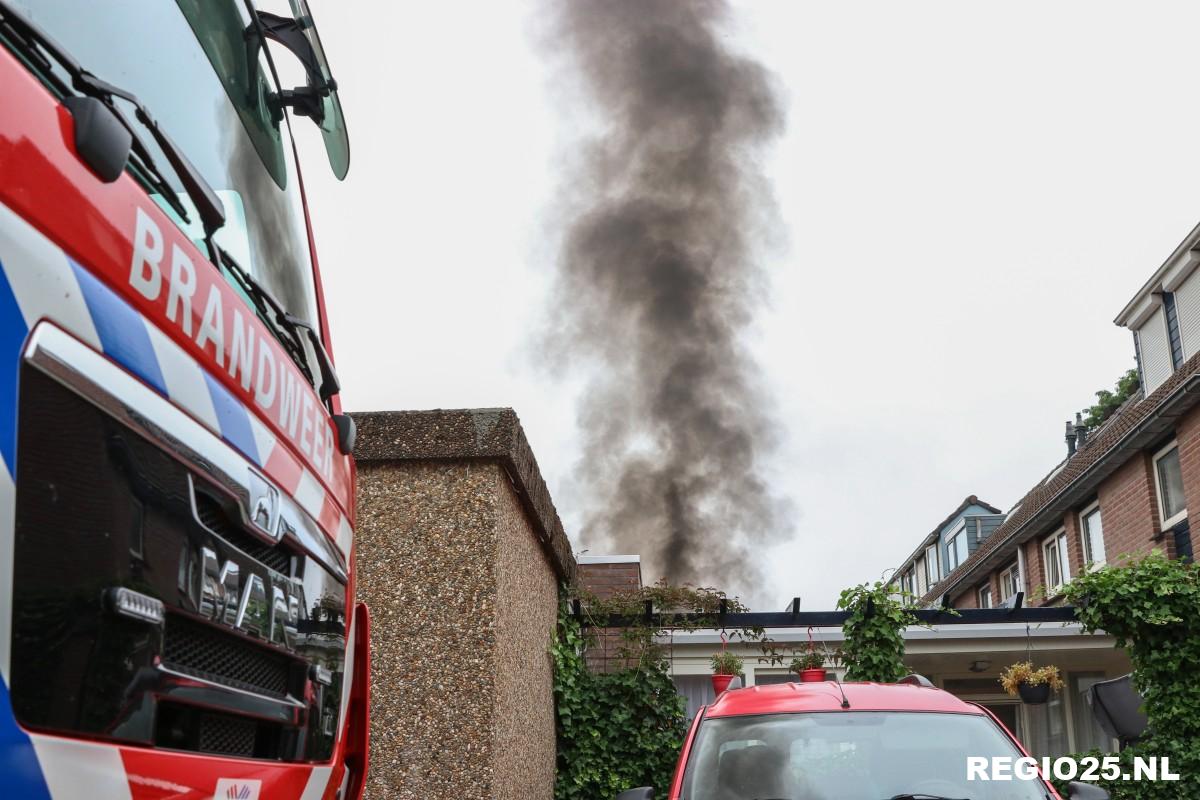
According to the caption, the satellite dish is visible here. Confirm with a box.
[1088,674,1148,747]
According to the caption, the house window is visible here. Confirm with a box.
[925,544,940,587]
[946,527,968,574]
[1080,502,1106,568]
[1043,530,1071,596]
[999,562,1022,601]
[915,557,927,596]
[978,584,992,609]
[1164,291,1185,370]
[1154,442,1187,529]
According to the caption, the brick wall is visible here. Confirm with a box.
[1096,454,1162,561]
[952,586,977,609]
[1022,539,1045,604]
[576,560,642,600]
[951,566,1004,609]
[576,558,643,672]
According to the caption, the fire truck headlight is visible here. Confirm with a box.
[107,587,166,625]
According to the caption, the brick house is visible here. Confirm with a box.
[882,219,1200,756]
[930,219,1200,617]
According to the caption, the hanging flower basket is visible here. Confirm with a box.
[1000,661,1064,705]
[790,650,827,683]
[710,650,743,697]
[1018,682,1051,705]
[711,673,735,695]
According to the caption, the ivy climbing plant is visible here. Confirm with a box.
[553,581,763,799]
[837,580,920,683]
[1061,551,1200,799]
[552,606,685,800]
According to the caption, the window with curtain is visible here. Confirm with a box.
[1071,673,1115,753]
[1043,531,1070,595]
[1024,689,1070,758]
[1000,562,1022,600]
[1155,443,1187,527]
[672,674,740,720]
[946,527,968,574]
[1080,504,1106,567]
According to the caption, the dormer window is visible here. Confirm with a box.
[946,525,968,575]
[924,544,940,588]
[1136,305,1173,393]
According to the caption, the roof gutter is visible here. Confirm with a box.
[940,371,1200,600]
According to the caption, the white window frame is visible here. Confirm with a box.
[1153,440,1188,530]
[946,523,968,575]
[1078,500,1106,569]
[999,561,1022,601]
[978,584,992,609]
[925,543,940,587]
[1042,529,1071,596]
[915,557,927,596]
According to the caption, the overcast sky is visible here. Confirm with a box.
[292,2,1200,608]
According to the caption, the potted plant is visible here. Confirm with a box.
[1000,661,1064,705]
[790,650,827,682]
[710,651,743,696]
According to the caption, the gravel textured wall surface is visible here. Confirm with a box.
[493,471,558,800]
[354,409,571,800]
[357,461,498,799]
[354,409,575,583]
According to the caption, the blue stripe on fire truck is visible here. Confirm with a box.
[69,257,168,396]
[0,255,27,474]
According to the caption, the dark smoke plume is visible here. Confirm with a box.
[543,0,791,596]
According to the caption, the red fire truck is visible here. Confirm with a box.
[0,2,369,797]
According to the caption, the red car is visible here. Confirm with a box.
[617,677,1110,800]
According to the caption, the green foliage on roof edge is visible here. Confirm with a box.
[837,579,922,683]
[1084,368,1140,432]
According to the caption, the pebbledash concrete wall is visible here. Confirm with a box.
[352,409,576,800]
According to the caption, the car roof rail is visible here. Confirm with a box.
[898,673,935,687]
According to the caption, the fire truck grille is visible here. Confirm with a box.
[193,492,293,575]
[163,615,295,699]
[199,712,257,757]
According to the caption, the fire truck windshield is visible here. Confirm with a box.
[9,0,324,342]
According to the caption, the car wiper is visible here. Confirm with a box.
[220,250,316,388]
[886,794,971,800]
[0,2,215,233]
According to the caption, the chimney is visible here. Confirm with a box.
[1065,420,1077,456]
[1074,412,1088,450]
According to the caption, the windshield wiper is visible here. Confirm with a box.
[221,250,341,405]
[887,794,971,800]
[220,250,315,387]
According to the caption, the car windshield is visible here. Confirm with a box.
[680,711,1049,800]
[9,0,323,343]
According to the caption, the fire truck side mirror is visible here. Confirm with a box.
[247,2,350,180]
[333,413,356,456]
[63,96,132,184]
